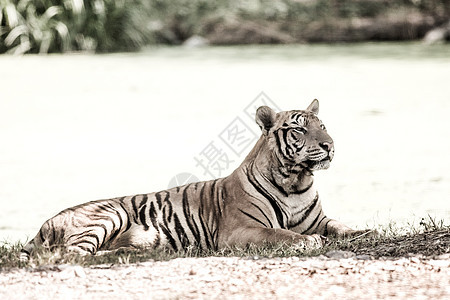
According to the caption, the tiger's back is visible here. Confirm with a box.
[22,179,226,257]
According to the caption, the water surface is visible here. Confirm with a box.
[0,43,449,243]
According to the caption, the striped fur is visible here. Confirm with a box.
[20,99,364,261]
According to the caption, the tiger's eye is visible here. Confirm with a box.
[293,127,307,134]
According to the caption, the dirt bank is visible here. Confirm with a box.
[204,11,448,45]
[1,254,449,299]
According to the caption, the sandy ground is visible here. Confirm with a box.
[1,253,449,299]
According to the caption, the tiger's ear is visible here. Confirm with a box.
[256,106,276,134]
[307,99,319,115]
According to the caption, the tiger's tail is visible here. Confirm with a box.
[20,219,60,262]
[19,239,36,262]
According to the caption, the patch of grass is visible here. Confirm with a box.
[338,216,450,258]
[0,241,25,268]
[1,216,448,270]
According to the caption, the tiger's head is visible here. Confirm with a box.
[255,99,334,173]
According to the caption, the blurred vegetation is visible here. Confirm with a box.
[0,0,449,54]
[0,0,152,54]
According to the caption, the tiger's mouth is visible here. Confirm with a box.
[303,158,331,171]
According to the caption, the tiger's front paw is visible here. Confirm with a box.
[341,229,377,239]
[297,234,327,249]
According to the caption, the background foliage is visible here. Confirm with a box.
[0,0,151,54]
[0,0,449,53]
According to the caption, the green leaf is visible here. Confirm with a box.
[7,35,31,55]
[43,6,62,21]
[5,3,20,28]
[5,24,28,46]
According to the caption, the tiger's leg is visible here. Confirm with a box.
[324,219,372,238]
[223,227,326,249]
[58,202,146,255]
[64,224,114,255]
[64,224,158,256]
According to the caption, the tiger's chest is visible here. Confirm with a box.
[281,186,319,228]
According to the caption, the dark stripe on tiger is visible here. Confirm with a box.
[139,204,149,231]
[182,185,202,247]
[99,223,109,246]
[316,215,328,229]
[164,193,173,222]
[294,180,313,194]
[162,205,172,240]
[199,182,206,202]
[268,176,288,197]
[159,207,178,251]
[282,128,295,159]
[173,213,190,249]
[238,208,268,228]
[39,228,45,243]
[247,163,286,228]
[304,214,325,233]
[51,220,56,244]
[199,185,216,250]
[131,196,138,223]
[323,219,332,236]
[197,209,212,250]
[155,192,163,210]
[74,233,100,249]
[149,201,158,229]
[210,179,220,216]
[108,207,124,244]
[291,192,319,218]
[69,225,106,243]
[149,201,161,248]
[250,202,274,228]
[212,227,219,249]
[159,222,177,251]
[274,129,290,161]
[289,193,320,228]
[239,188,275,229]
[305,213,320,232]
[119,202,132,233]
[77,244,95,254]
[139,194,148,208]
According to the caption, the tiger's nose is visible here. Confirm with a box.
[319,141,333,153]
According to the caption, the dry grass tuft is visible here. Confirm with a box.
[1,216,448,270]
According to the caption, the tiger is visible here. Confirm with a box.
[20,99,367,261]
